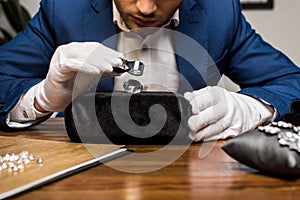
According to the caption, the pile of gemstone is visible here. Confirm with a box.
[0,150,43,173]
[258,121,300,153]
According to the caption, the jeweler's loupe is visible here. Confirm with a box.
[113,59,144,76]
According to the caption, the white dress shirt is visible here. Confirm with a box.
[112,2,180,93]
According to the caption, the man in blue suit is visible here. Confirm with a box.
[0,0,299,141]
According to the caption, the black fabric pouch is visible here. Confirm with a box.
[64,92,192,144]
[222,100,300,176]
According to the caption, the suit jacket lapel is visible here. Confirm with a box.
[84,0,118,44]
[85,0,118,92]
[175,0,209,93]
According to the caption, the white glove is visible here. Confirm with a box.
[35,42,123,112]
[184,86,274,141]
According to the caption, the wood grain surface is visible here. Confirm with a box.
[0,135,124,199]
[1,118,300,200]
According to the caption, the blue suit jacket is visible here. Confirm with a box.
[0,0,300,129]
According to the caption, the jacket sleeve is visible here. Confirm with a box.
[226,0,300,118]
[0,0,55,130]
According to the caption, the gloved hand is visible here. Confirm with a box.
[34,42,123,112]
[184,86,274,141]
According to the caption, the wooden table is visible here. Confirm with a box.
[1,118,300,200]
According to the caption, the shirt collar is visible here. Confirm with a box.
[112,0,180,31]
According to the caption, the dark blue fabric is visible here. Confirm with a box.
[1,0,300,130]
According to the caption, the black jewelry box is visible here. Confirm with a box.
[64,92,192,144]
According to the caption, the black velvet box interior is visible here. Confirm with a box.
[64,92,192,144]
